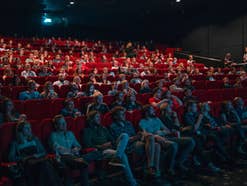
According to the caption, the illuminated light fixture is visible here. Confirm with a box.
[69,1,75,5]
[176,0,181,2]
[43,18,52,23]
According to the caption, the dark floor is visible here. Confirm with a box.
[90,158,247,186]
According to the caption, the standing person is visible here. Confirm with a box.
[83,111,139,186]
[9,121,61,186]
[110,106,161,178]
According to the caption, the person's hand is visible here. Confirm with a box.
[71,147,80,155]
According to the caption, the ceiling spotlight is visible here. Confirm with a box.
[69,1,75,5]
[176,0,181,2]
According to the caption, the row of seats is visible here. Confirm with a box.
[1,88,246,121]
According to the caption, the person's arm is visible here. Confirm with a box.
[82,128,94,148]
[8,142,19,162]
[139,120,153,137]
[150,98,168,108]
[172,95,183,106]
[49,132,71,155]
[33,137,46,158]
[194,114,204,132]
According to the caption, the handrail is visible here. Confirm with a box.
[174,51,224,67]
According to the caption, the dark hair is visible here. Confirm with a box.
[53,114,64,130]
[63,98,74,107]
[111,106,125,121]
[152,87,161,95]
[142,104,152,116]
[86,110,99,127]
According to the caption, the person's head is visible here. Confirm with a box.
[16,121,32,143]
[223,77,229,83]
[58,73,65,82]
[126,93,136,103]
[86,83,95,95]
[27,80,36,91]
[94,93,103,104]
[221,101,233,113]
[141,80,149,89]
[153,87,162,99]
[233,97,244,108]
[112,82,118,90]
[188,55,193,60]
[142,104,156,118]
[121,80,129,89]
[111,106,126,122]
[53,115,67,132]
[200,102,211,113]
[25,64,31,71]
[64,98,75,111]
[86,111,101,127]
[2,98,14,114]
[184,88,192,97]
[115,91,124,102]
[73,76,81,84]
[163,90,172,99]
[103,67,108,74]
[44,81,53,92]
[186,101,198,113]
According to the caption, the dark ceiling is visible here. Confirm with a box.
[0,0,246,41]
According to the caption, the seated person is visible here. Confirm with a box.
[183,88,198,106]
[108,82,119,96]
[220,101,247,154]
[149,88,168,109]
[40,81,58,99]
[183,101,221,172]
[86,93,109,115]
[9,121,61,186]
[130,72,142,84]
[49,115,97,186]
[140,105,195,174]
[169,78,184,92]
[124,94,142,111]
[66,83,84,99]
[110,91,126,109]
[21,64,37,79]
[19,80,41,100]
[139,80,151,94]
[53,73,70,88]
[223,77,232,88]
[38,66,53,77]
[83,111,139,186]
[162,90,183,110]
[0,98,25,125]
[60,98,81,118]
[83,82,101,97]
[233,97,247,122]
[110,106,161,178]
[121,80,137,95]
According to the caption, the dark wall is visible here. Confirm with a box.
[180,14,247,62]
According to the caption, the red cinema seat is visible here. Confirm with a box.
[51,98,65,116]
[102,112,112,127]
[24,99,53,120]
[74,116,86,141]
[0,123,16,162]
